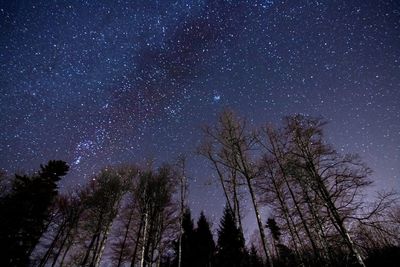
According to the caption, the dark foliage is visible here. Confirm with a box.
[266,218,281,242]
[0,160,69,267]
[274,244,297,267]
[172,208,196,267]
[0,112,399,267]
[365,246,400,267]
[215,205,245,267]
[172,210,215,267]
[246,244,264,267]
[193,211,215,267]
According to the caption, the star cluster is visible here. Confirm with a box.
[1,0,399,222]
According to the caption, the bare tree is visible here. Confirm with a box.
[257,154,306,266]
[236,112,397,267]
[36,191,85,267]
[129,165,178,267]
[281,116,369,266]
[199,109,273,267]
[109,166,140,267]
[198,141,238,226]
[78,168,128,267]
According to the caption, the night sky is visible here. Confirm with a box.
[1,1,399,232]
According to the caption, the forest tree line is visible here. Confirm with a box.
[0,110,399,267]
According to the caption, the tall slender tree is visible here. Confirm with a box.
[284,115,369,267]
[36,190,86,267]
[200,110,273,267]
[255,115,395,267]
[130,165,178,267]
[177,156,188,267]
[79,168,128,267]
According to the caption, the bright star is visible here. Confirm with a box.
[213,95,221,102]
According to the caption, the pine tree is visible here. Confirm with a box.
[266,218,281,242]
[215,205,245,267]
[193,211,215,267]
[0,160,69,266]
[248,244,263,267]
[173,208,196,267]
[266,217,281,262]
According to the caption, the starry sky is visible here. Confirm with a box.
[1,0,399,230]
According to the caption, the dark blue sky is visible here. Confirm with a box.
[1,0,399,231]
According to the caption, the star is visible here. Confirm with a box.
[0,0,399,242]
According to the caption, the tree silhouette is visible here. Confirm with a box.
[215,205,245,267]
[266,218,281,242]
[248,244,264,267]
[133,165,178,267]
[193,211,215,267]
[200,109,273,266]
[79,168,128,267]
[173,208,195,267]
[36,189,88,267]
[0,160,69,266]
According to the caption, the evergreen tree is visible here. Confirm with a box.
[174,208,196,267]
[0,160,69,267]
[215,205,245,267]
[193,211,215,267]
[266,218,281,242]
[265,218,283,265]
[248,244,264,267]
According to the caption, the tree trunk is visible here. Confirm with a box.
[58,239,72,267]
[178,158,186,267]
[232,170,243,234]
[245,176,273,267]
[268,137,321,261]
[89,233,101,267]
[207,152,235,216]
[234,140,273,267]
[300,180,332,265]
[264,164,305,266]
[117,212,134,267]
[38,220,67,267]
[294,131,366,267]
[81,232,99,266]
[93,222,112,267]
[130,216,144,267]
[50,224,74,267]
[319,181,366,267]
[140,210,149,267]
